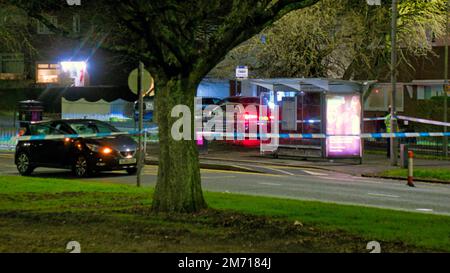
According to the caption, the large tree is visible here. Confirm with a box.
[209,0,447,80]
[9,0,319,212]
[0,3,33,53]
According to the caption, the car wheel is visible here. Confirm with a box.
[126,167,138,175]
[73,156,90,177]
[16,153,34,176]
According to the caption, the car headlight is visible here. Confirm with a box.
[86,144,113,155]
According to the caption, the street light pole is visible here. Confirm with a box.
[137,61,144,187]
[444,0,449,158]
[390,0,398,166]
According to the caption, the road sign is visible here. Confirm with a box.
[236,66,248,79]
[260,35,267,44]
[366,0,381,5]
[128,68,154,95]
[129,62,151,187]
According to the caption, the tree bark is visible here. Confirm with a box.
[152,75,207,213]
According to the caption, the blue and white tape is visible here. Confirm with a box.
[201,132,450,139]
[397,115,450,127]
[363,115,450,126]
[363,117,386,121]
[13,128,158,142]
[2,128,450,143]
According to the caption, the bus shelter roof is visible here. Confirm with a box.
[249,78,364,94]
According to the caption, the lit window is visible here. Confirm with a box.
[36,63,60,84]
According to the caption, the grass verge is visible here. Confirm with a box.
[0,176,449,252]
[380,168,450,182]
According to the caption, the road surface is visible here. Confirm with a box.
[0,153,449,215]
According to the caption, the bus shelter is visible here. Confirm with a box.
[252,78,365,161]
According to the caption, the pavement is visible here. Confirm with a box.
[145,143,450,179]
[0,153,449,215]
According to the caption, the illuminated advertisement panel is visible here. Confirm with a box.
[326,94,362,158]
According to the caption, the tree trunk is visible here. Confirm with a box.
[152,75,207,213]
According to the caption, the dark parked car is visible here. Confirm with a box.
[15,119,138,177]
[199,97,222,110]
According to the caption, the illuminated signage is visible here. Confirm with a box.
[326,95,362,158]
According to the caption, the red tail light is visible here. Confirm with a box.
[244,113,258,120]
[260,115,275,121]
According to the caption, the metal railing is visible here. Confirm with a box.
[0,127,18,151]
[364,137,450,157]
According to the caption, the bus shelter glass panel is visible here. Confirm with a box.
[325,94,362,158]
[276,91,322,147]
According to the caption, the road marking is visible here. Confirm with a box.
[259,182,282,186]
[201,168,282,177]
[202,176,236,179]
[303,170,328,176]
[368,193,400,198]
[259,166,295,176]
[416,208,434,212]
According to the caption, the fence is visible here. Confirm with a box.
[0,127,18,151]
[364,137,449,157]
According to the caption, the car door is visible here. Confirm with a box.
[27,122,54,165]
[47,121,73,167]
[31,122,68,167]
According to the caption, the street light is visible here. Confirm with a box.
[390,0,398,166]
[444,0,449,158]
[366,0,397,165]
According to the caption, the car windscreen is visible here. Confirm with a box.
[67,121,120,135]
[28,123,53,135]
[202,98,221,106]
[28,123,67,135]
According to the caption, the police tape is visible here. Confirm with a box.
[363,115,450,126]
[201,132,450,139]
[3,128,159,142]
[363,117,386,121]
[2,130,450,142]
[396,115,450,127]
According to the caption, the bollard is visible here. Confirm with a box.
[407,151,415,187]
